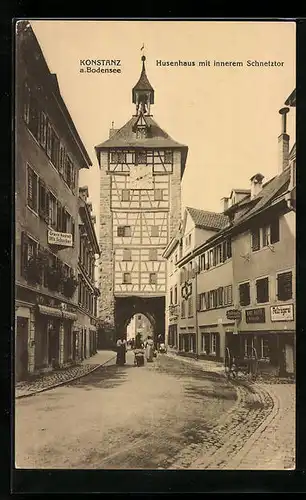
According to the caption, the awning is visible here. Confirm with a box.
[62,310,78,321]
[37,304,63,318]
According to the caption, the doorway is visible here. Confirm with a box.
[16,317,29,381]
[48,320,60,367]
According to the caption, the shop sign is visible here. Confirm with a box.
[48,230,73,247]
[245,307,266,324]
[270,304,294,322]
[226,309,242,321]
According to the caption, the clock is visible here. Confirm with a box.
[129,165,153,190]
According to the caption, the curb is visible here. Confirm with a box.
[16,354,117,400]
[226,384,280,470]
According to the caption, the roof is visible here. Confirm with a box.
[231,188,251,196]
[95,115,187,150]
[285,88,296,107]
[232,168,291,226]
[186,207,229,230]
[132,56,154,104]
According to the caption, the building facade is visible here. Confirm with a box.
[15,22,92,380]
[166,91,296,376]
[95,55,188,341]
[76,187,100,360]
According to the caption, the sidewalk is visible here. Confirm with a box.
[15,350,117,399]
[166,351,225,375]
[167,350,296,470]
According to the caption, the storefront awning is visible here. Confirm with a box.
[62,310,78,321]
[37,304,63,318]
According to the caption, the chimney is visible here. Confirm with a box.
[109,121,118,138]
[278,107,290,173]
[221,197,229,213]
[250,173,264,200]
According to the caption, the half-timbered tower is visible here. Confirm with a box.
[95,55,188,340]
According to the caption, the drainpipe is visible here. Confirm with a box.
[195,264,199,360]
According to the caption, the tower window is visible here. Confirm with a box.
[123,249,131,261]
[154,189,163,201]
[149,248,158,261]
[149,273,157,285]
[136,150,147,164]
[151,225,159,237]
[164,151,172,163]
[117,226,131,237]
[121,189,130,202]
[123,272,131,284]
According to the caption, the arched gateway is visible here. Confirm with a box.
[95,54,188,345]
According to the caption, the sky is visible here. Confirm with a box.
[30,20,296,240]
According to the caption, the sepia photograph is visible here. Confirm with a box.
[14,19,296,471]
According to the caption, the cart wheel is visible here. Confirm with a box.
[225,347,231,378]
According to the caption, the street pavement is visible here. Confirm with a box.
[15,350,295,470]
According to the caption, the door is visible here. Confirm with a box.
[48,320,60,366]
[16,317,28,381]
[285,343,294,374]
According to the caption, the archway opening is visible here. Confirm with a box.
[126,313,154,347]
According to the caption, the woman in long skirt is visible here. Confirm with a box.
[116,338,126,366]
[145,335,154,362]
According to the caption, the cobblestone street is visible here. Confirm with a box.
[15,351,295,470]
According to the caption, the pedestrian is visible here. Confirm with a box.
[157,333,163,351]
[116,337,127,366]
[145,335,154,362]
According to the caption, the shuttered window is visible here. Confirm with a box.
[239,282,250,306]
[251,228,260,251]
[277,271,292,301]
[27,165,38,212]
[256,277,269,303]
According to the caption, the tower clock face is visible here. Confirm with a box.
[129,165,153,190]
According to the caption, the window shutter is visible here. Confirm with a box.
[20,231,29,276]
[46,121,52,158]
[38,178,46,217]
[45,191,50,223]
[57,202,62,232]
[222,241,227,262]
[71,218,75,244]
[196,294,201,312]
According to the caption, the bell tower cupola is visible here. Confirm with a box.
[132,55,154,116]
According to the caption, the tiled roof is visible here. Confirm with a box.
[186,207,229,230]
[95,116,188,150]
[232,168,291,226]
[133,62,154,93]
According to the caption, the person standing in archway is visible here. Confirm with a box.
[116,337,127,366]
[145,335,154,363]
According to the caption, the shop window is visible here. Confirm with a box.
[123,272,131,284]
[239,282,250,306]
[244,336,254,358]
[149,272,157,285]
[211,333,217,355]
[201,333,210,354]
[256,277,269,303]
[117,225,131,237]
[123,249,131,261]
[122,189,130,201]
[251,227,260,251]
[260,337,270,359]
[27,165,38,213]
[277,271,293,301]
